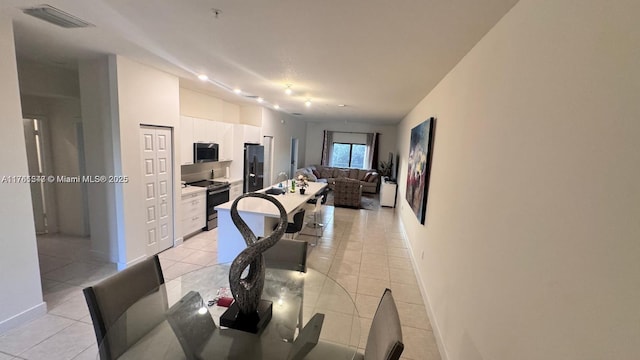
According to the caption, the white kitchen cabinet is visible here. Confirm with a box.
[218,122,234,161]
[229,181,243,201]
[234,124,262,145]
[181,188,206,238]
[380,180,398,207]
[180,116,194,165]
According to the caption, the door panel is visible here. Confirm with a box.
[140,126,174,256]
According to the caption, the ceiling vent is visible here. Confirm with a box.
[23,5,94,28]
[292,113,303,116]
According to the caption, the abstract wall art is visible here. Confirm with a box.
[406,117,435,224]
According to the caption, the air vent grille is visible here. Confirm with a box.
[23,5,94,28]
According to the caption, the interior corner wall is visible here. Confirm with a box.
[304,121,398,168]
[113,56,180,267]
[78,57,119,262]
[0,15,46,334]
[396,0,640,359]
[260,109,307,184]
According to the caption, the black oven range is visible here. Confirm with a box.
[187,180,230,230]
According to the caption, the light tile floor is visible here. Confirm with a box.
[0,196,441,360]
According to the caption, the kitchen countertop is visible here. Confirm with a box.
[215,181,326,217]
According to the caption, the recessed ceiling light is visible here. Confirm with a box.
[197,74,208,81]
[305,100,312,107]
[285,85,293,95]
[338,104,346,107]
[233,88,242,94]
[257,97,264,103]
[274,104,280,110]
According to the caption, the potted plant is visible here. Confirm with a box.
[378,160,393,180]
[296,175,309,194]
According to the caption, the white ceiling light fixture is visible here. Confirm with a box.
[338,104,346,107]
[284,85,293,95]
[197,74,209,81]
[305,99,312,107]
[233,88,242,94]
[274,104,280,110]
[22,4,94,28]
[257,97,264,103]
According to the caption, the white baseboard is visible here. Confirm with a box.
[174,237,184,246]
[117,254,147,271]
[399,218,450,360]
[0,301,47,335]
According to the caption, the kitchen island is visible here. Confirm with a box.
[215,181,327,263]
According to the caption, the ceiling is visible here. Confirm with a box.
[2,0,519,124]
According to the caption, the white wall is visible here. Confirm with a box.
[261,109,307,185]
[396,1,640,359]
[78,57,119,261]
[113,56,181,267]
[0,15,46,333]
[21,95,87,236]
[305,121,397,169]
[179,87,223,121]
[17,60,79,99]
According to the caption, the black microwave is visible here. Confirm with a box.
[194,143,219,163]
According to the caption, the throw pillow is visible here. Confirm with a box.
[363,172,372,182]
[306,172,318,181]
[367,172,379,182]
[312,169,320,178]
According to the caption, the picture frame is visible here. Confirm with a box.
[405,117,436,224]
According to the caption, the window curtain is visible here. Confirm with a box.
[364,132,379,169]
[321,130,334,166]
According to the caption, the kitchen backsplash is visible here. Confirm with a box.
[181,161,230,183]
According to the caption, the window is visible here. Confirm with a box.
[331,142,367,168]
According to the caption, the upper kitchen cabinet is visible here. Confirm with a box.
[181,115,234,163]
[235,124,262,144]
[180,116,194,165]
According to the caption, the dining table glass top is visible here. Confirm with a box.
[97,263,360,360]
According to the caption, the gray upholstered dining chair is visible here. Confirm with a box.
[306,288,404,360]
[83,255,167,360]
[263,238,308,335]
[263,238,308,273]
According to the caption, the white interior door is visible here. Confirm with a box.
[140,126,174,256]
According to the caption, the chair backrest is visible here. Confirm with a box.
[264,239,308,272]
[291,208,306,232]
[166,291,217,360]
[364,289,404,360]
[83,255,166,360]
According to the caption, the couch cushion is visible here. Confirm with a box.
[357,169,368,181]
[334,169,348,178]
[348,169,360,179]
[319,168,332,179]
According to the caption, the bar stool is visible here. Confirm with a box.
[274,209,306,240]
[306,195,325,244]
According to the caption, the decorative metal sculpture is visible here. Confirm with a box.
[228,193,287,316]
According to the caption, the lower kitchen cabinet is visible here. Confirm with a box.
[181,187,206,238]
[230,181,242,201]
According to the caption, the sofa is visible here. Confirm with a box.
[295,165,380,194]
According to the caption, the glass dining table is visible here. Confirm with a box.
[97,263,360,359]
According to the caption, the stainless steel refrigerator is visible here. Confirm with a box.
[243,143,264,193]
